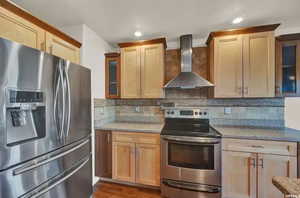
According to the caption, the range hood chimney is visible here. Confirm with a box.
[164,34,214,89]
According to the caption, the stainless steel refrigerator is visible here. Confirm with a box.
[0,38,92,198]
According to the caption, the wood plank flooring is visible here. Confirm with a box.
[93,182,162,198]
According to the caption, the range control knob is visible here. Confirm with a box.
[171,111,174,115]
[195,112,199,115]
[203,112,207,115]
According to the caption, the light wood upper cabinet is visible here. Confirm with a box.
[135,143,160,186]
[0,7,45,50]
[243,32,275,97]
[121,46,141,98]
[112,141,136,183]
[120,41,165,99]
[257,154,297,198]
[45,32,80,64]
[140,44,164,98]
[210,30,276,98]
[214,35,243,97]
[222,151,256,198]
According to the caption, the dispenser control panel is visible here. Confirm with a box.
[9,90,43,103]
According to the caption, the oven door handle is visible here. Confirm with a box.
[163,179,221,193]
[162,135,221,144]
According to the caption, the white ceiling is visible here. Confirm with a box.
[12,0,300,46]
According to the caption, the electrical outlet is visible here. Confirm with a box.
[135,106,141,113]
[224,107,232,115]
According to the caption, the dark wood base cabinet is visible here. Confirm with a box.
[95,130,112,178]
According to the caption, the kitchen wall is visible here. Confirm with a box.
[285,97,300,130]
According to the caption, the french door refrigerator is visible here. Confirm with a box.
[0,38,92,198]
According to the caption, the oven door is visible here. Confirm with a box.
[161,135,221,186]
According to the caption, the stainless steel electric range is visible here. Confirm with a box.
[161,108,222,198]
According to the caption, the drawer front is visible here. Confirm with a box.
[222,138,297,156]
[112,132,136,143]
[112,131,160,145]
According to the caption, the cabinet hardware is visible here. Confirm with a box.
[251,145,264,148]
[258,158,264,168]
[250,157,256,168]
[236,87,242,95]
[244,87,249,95]
[107,134,110,144]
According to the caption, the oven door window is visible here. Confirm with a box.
[168,142,214,170]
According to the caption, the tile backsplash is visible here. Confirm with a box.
[94,97,285,128]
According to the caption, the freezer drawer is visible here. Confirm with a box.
[0,137,92,198]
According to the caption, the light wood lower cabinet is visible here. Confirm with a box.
[135,143,160,186]
[112,132,160,186]
[222,139,297,198]
[222,151,257,198]
[112,141,136,183]
[257,154,297,198]
[46,32,80,64]
[0,7,45,50]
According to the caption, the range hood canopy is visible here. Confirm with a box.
[164,34,214,89]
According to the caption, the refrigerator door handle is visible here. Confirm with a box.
[20,155,90,198]
[59,59,66,140]
[54,61,63,141]
[64,61,71,138]
[13,138,90,175]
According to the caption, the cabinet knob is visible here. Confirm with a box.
[249,157,256,168]
[258,158,264,168]
[244,87,249,95]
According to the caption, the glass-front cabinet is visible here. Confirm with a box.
[276,35,300,96]
[105,53,120,98]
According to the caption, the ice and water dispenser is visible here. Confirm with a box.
[6,89,46,145]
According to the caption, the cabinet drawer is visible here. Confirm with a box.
[112,131,160,145]
[136,134,160,145]
[112,132,136,143]
[222,138,297,156]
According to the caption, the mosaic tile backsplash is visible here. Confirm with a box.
[94,97,285,128]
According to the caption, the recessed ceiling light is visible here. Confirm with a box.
[232,17,243,24]
[134,31,142,37]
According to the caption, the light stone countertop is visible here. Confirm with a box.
[273,176,300,195]
[212,125,300,142]
[95,122,164,133]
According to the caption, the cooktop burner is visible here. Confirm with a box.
[161,109,221,138]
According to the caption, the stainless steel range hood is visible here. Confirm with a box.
[164,35,214,89]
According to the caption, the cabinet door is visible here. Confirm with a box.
[243,32,275,97]
[105,55,120,98]
[121,46,141,98]
[140,44,164,98]
[45,32,80,64]
[0,7,45,50]
[112,142,136,183]
[276,40,300,96]
[257,154,297,198]
[135,143,160,186]
[222,151,256,198]
[214,35,243,98]
[95,131,112,178]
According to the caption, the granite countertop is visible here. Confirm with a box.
[212,125,300,142]
[273,176,300,195]
[95,122,164,133]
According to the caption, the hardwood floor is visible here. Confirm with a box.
[93,182,162,198]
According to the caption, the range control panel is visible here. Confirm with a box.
[164,109,209,119]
